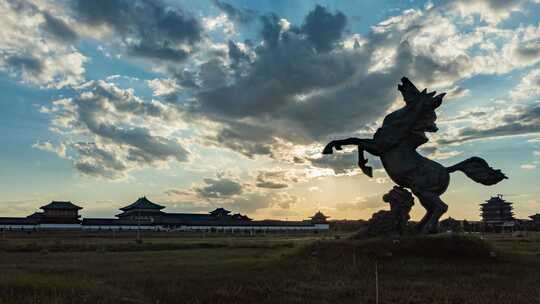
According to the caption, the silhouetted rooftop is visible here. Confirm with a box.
[41,201,82,210]
[120,197,165,211]
[27,212,44,219]
[481,195,512,207]
[209,208,231,216]
[310,211,329,220]
[530,213,540,221]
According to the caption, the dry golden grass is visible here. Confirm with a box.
[0,231,538,303]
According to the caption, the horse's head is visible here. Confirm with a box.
[398,77,446,138]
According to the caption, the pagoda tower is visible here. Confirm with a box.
[310,211,329,224]
[480,194,514,225]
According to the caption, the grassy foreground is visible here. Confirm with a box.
[0,232,539,303]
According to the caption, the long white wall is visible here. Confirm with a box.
[0,223,330,231]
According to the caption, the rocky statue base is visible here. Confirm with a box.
[364,186,415,237]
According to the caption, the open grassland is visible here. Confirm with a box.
[0,231,539,304]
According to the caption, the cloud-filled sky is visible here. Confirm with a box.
[1,0,540,221]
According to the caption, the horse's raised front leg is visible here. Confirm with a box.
[322,138,381,178]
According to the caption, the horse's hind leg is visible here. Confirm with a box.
[414,191,448,234]
[415,198,433,233]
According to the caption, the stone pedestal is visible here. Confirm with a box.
[366,186,414,237]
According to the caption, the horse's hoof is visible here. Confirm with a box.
[361,166,373,178]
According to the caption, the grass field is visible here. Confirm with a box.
[0,231,539,304]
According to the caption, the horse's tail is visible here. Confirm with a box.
[446,157,507,186]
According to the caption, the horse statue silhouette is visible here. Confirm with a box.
[323,77,507,233]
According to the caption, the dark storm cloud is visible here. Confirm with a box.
[5,55,43,74]
[127,42,190,62]
[195,30,363,119]
[440,103,540,144]
[255,171,292,189]
[72,0,202,62]
[206,121,276,158]
[194,177,243,198]
[418,146,437,156]
[72,143,128,179]
[5,0,77,43]
[212,0,257,24]
[71,83,188,164]
[308,153,359,174]
[165,68,199,89]
[86,123,188,163]
[514,38,540,63]
[46,80,190,178]
[228,40,249,68]
[259,13,282,48]
[41,12,78,43]
[74,142,127,171]
[74,162,115,179]
[1,0,87,88]
[255,181,288,189]
[198,58,229,89]
[301,5,347,53]
[183,2,482,160]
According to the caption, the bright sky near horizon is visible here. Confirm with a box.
[1,0,539,221]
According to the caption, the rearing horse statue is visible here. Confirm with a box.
[323,77,507,233]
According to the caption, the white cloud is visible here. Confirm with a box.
[449,0,531,25]
[521,163,537,170]
[510,68,540,100]
[38,80,190,179]
[147,78,181,96]
[0,1,86,88]
[32,141,66,158]
[202,13,235,36]
[445,86,470,100]
[430,149,463,160]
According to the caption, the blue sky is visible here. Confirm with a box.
[0,0,539,220]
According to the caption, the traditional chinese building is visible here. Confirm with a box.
[0,197,330,232]
[210,208,232,218]
[40,201,82,221]
[116,196,165,223]
[0,201,83,229]
[480,194,514,225]
[309,211,329,224]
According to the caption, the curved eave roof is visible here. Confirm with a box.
[40,201,82,210]
[120,197,165,211]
